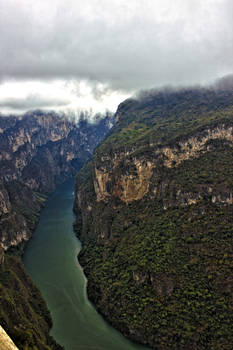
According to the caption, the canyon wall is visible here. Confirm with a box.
[0,110,112,350]
[0,111,112,250]
[74,87,233,350]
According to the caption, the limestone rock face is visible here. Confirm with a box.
[0,326,19,350]
[0,111,112,350]
[161,125,233,168]
[0,111,112,249]
[94,158,154,203]
[90,123,233,210]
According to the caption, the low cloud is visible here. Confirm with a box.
[0,0,233,93]
[134,75,233,106]
[0,80,129,115]
[212,74,233,91]
[0,94,70,111]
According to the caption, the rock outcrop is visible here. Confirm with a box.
[0,326,19,350]
[91,123,233,210]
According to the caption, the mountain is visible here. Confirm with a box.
[74,84,233,350]
[0,110,113,250]
[0,110,112,350]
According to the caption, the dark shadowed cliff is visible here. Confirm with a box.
[74,85,233,350]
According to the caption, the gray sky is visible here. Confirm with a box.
[0,0,233,114]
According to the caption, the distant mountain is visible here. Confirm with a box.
[0,110,113,350]
[74,84,233,349]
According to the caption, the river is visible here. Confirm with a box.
[23,179,149,350]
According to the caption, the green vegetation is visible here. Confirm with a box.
[75,87,233,349]
[0,255,63,350]
[79,200,233,349]
[97,89,233,156]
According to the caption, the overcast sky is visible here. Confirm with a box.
[0,0,233,115]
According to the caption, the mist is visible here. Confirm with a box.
[134,75,233,103]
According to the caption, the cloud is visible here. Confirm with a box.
[137,73,233,94]
[0,94,70,110]
[212,74,233,91]
[0,0,232,115]
[0,80,129,115]
[0,0,232,92]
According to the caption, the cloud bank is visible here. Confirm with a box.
[0,0,232,114]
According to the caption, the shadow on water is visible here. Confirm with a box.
[23,179,150,350]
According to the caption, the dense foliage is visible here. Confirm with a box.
[97,88,233,155]
[0,255,63,350]
[75,86,233,349]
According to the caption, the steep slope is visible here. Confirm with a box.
[0,111,112,250]
[0,254,63,350]
[74,85,233,349]
[0,111,112,350]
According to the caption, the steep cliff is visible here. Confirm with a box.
[0,110,112,350]
[0,111,112,250]
[74,86,233,350]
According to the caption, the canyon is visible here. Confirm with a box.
[0,110,112,350]
[1,84,233,350]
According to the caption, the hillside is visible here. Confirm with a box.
[74,85,233,349]
[0,111,112,350]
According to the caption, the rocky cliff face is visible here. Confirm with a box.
[0,325,19,350]
[93,123,233,208]
[0,110,112,350]
[0,111,112,250]
[74,86,233,350]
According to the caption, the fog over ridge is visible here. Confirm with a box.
[134,75,233,102]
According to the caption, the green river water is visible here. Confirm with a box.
[23,179,149,350]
